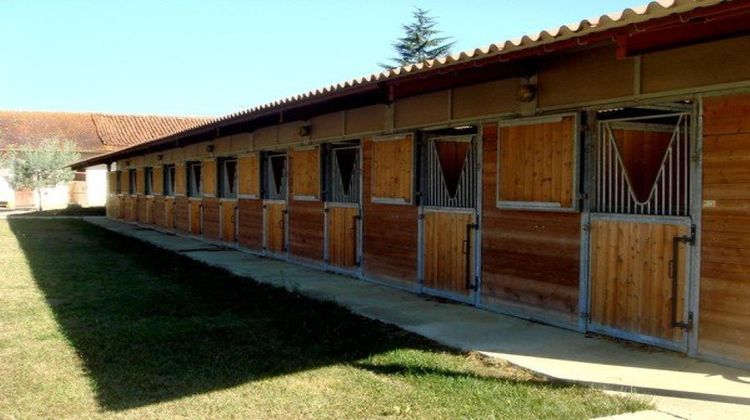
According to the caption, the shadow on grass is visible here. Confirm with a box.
[7,219,451,411]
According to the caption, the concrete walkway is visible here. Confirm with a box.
[86,217,750,419]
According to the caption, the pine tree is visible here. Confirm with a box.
[380,8,455,69]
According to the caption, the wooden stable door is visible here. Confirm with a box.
[589,219,690,347]
[164,199,175,229]
[265,202,286,254]
[423,211,476,297]
[328,206,358,268]
[221,202,238,242]
[189,200,201,234]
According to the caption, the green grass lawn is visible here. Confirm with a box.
[0,219,650,419]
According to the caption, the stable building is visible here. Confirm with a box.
[74,0,750,369]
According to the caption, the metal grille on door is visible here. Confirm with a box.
[596,113,690,216]
[422,135,476,208]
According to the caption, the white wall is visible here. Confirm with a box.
[85,165,107,206]
[0,168,14,207]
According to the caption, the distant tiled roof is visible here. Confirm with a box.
[0,111,102,152]
[0,111,211,152]
[91,114,213,147]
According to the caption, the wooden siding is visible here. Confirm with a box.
[153,166,163,195]
[642,36,750,94]
[221,201,238,242]
[202,197,221,240]
[589,219,687,342]
[423,211,474,295]
[452,79,519,120]
[291,146,320,199]
[175,162,186,195]
[288,200,324,262]
[538,46,634,108]
[153,196,165,227]
[238,198,263,251]
[238,153,260,197]
[164,197,175,229]
[498,116,575,207]
[346,105,386,135]
[700,94,750,364]
[394,90,450,128]
[189,199,201,235]
[370,135,413,203]
[203,159,216,196]
[265,202,286,254]
[481,123,580,322]
[362,138,418,285]
[175,196,189,232]
[327,206,358,268]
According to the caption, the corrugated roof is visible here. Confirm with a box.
[0,111,212,152]
[202,0,724,129]
[72,0,732,169]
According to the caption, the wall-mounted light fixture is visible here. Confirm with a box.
[157,154,163,161]
[516,82,536,103]
[206,144,215,153]
[298,125,311,137]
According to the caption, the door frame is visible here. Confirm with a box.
[261,151,289,258]
[322,140,363,275]
[417,132,481,304]
[582,101,701,354]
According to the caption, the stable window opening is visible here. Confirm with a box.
[163,164,176,196]
[144,167,153,195]
[218,157,238,199]
[128,169,137,195]
[187,161,202,197]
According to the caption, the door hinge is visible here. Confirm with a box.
[676,224,696,246]
[673,311,694,332]
[580,311,591,321]
[583,223,592,232]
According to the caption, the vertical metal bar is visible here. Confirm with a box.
[668,148,673,216]
[683,119,690,215]
[614,146,619,213]
[596,123,603,212]
[675,118,684,215]
[606,126,611,213]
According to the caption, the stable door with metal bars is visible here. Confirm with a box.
[587,108,695,351]
[324,141,361,272]
[261,152,288,256]
[419,131,479,302]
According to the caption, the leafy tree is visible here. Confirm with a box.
[7,139,80,211]
[380,7,455,69]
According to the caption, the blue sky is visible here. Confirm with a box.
[0,0,646,117]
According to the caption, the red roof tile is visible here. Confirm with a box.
[0,111,212,153]
[91,114,213,147]
[0,111,102,152]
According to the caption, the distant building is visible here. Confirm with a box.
[0,111,211,209]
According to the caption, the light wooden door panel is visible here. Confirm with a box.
[423,211,475,296]
[164,199,175,228]
[265,203,286,254]
[189,200,201,235]
[328,206,358,268]
[222,202,238,242]
[589,219,688,344]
